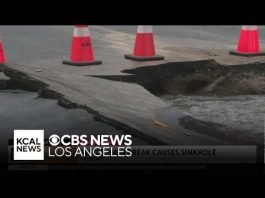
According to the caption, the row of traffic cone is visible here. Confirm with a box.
[62,25,164,66]
[1,25,265,66]
[63,25,265,66]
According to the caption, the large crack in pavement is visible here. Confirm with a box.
[90,59,265,96]
[2,62,263,145]
[2,66,165,145]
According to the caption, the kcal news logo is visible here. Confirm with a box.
[14,130,44,160]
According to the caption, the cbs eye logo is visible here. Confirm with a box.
[49,135,60,146]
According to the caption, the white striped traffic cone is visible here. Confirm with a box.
[230,25,265,56]
[63,25,102,66]
[125,26,164,61]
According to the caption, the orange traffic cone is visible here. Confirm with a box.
[125,26,164,61]
[63,25,102,66]
[0,40,6,64]
[230,25,265,56]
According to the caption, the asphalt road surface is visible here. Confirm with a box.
[0,90,148,163]
[105,25,265,48]
[1,26,264,146]
[0,26,264,63]
[1,25,265,66]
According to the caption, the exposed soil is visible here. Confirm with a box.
[0,64,4,72]
[91,59,265,96]
[2,61,264,145]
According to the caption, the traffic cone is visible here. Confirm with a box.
[0,40,6,64]
[63,25,102,66]
[125,26,164,61]
[229,26,265,56]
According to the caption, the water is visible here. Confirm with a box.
[161,95,265,135]
[0,90,148,160]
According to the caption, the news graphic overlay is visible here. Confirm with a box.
[8,130,259,173]
[47,134,132,158]
[13,130,44,160]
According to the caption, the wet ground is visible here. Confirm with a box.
[2,26,265,146]
[95,60,265,137]
[93,60,265,144]
[161,95,265,136]
[0,89,148,161]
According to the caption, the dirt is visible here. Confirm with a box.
[0,71,10,89]
[2,61,264,145]
[0,64,4,72]
[92,59,265,96]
